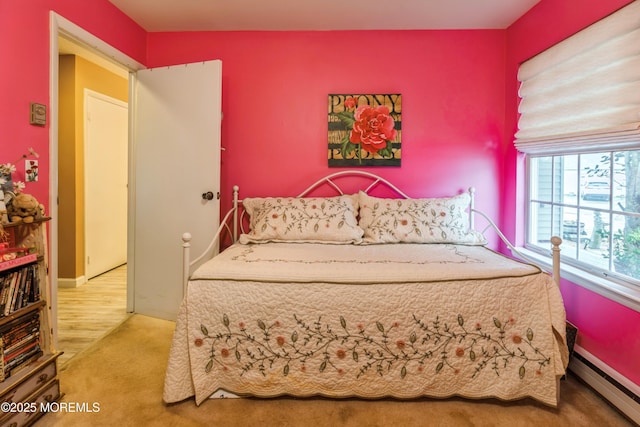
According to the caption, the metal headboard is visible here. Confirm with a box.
[229,170,475,242]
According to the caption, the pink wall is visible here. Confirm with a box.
[0,0,145,210]
[147,30,507,243]
[505,0,640,386]
[2,0,637,389]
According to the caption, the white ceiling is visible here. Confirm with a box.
[108,0,541,32]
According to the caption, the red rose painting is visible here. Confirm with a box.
[328,94,401,166]
[350,105,398,154]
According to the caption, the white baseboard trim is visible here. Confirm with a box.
[57,276,86,288]
[569,345,640,425]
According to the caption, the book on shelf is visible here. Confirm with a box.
[2,273,18,317]
[0,264,39,316]
[4,339,40,364]
[2,349,43,381]
[0,311,42,381]
[0,311,40,335]
[20,265,35,309]
[2,320,40,348]
[9,270,24,315]
[3,331,39,355]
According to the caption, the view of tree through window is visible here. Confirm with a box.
[527,149,640,283]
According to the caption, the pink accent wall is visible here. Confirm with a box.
[505,0,640,386]
[147,30,507,244]
[0,0,145,210]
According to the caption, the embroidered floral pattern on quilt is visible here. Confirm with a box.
[240,195,364,244]
[358,192,486,244]
[196,313,551,382]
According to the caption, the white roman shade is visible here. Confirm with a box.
[515,1,640,154]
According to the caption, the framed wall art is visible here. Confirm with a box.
[328,94,401,167]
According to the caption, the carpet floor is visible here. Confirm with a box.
[36,314,635,427]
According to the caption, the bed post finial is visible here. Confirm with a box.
[550,236,562,288]
[182,232,192,298]
[233,185,240,243]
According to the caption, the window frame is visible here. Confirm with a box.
[522,152,640,313]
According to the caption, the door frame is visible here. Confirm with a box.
[49,12,145,344]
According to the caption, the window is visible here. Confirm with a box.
[527,149,640,285]
[515,2,640,308]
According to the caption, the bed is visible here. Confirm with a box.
[163,171,568,407]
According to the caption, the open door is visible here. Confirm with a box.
[131,60,222,320]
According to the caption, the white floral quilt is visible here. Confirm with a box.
[163,243,568,407]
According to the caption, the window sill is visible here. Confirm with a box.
[516,247,640,313]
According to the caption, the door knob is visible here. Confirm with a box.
[202,191,215,201]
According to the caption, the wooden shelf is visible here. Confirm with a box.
[1,217,51,229]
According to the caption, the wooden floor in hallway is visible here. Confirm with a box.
[56,265,129,367]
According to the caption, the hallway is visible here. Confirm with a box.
[56,265,129,366]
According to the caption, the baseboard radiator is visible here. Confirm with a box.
[569,344,640,425]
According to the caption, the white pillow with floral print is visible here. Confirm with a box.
[239,195,364,244]
[358,191,486,245]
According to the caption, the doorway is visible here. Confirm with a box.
[50,11,223,332]
[55,34,132,364]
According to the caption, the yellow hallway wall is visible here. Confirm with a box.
[57,55,128,283]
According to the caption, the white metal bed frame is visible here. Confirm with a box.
[181,170,562,294]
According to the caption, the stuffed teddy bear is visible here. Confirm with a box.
[7,193,44,223]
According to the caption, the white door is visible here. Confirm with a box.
[132,60,222,320]
[85,90,128,279]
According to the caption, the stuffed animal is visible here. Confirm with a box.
[6,193,44,223]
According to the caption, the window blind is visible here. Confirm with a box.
[515,1,640,155]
